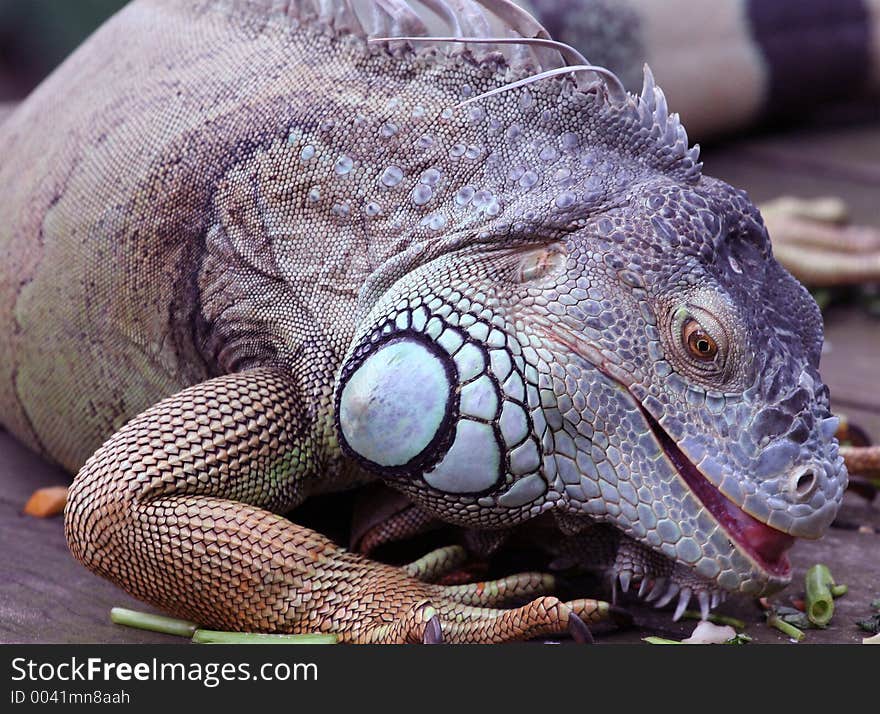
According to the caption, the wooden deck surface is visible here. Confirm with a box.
[1,121,879,645]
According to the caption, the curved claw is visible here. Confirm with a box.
[423,614,444,644]
[567,613,594,644]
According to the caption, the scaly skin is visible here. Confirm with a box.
[0,0,847,641]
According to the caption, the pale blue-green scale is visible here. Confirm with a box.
[509,439,541,475]
[339,341,450,467]
[437,329,463,353]
[424,419,500,494]
[453,343,484,381]
[459,376,497,421]
[503,371,525,402]
[489,349,512,382]
[497,473,547,508]
[499,401,528,446]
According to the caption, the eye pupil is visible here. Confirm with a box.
[682,319,718,361]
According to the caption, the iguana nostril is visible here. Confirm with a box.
[791,467,817,500]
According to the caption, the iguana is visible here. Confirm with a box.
[0,0,848,643]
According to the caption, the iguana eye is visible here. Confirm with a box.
[683,319,718,361]
[667,303,730,382]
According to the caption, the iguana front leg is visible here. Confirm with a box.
[65,369,607,643]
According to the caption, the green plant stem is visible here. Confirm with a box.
[110,607,198,637]
[767,613,805,642]
[191,630,338,644]
[642,636,682,645]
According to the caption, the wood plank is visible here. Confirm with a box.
[821,309,880,439]
[0,431,179,644]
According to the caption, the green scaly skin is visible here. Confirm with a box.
[0,0,846,641]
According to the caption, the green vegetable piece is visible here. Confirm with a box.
[767,613,805,642]
[642,636,683,645]
[110,607,198,637]
[856,615,880,634]
[830,584,848,598]
[805,564,836,628]
[725,633,752,645]
[192,630,339,644]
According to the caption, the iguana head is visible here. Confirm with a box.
[327,2,847,607]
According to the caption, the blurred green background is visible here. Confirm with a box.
[0,0,126,100]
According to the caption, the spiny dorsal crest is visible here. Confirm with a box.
[229,0,702,183]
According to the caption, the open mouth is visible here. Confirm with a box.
[640,406,794,578]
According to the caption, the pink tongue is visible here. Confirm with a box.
[722,498,794,572]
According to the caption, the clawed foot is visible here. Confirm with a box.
[760,196,880,287]
[362,545,624,644]
[376,593,612,644]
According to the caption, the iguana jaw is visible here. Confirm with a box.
[548,323,795,588]
[640,404,794,579]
